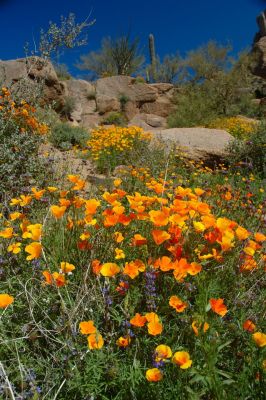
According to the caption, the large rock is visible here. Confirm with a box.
[63,79,97,125]
[251,10,266,79]
[252,36,266,79]
[0,57,65,107]
[96,75,158,104]
[150,127,233,162]
[150,83,174,98]
[129,113,167,129]
[96,95,120,114]
[140,97,174,117]
[124,101,139,120]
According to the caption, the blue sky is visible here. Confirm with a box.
[0,0,265,76]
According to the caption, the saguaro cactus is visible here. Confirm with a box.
[149,34,157,82]
[257,10,266,37]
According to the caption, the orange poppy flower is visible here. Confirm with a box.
[112,205,125,215]
[114,178,122,187]
[146,313,163,336]
[187,262,202,276]
[172,258,190,281]
[201,215,216,229]
[115,248,125,260]
[253,332,266,347]
[243,319,256,332]
[224,191,232,201]
[52,272,66,287]
[193,221,206,232]
[119,214,134,225]
[42,270,53,285]
[254,232,266,243]
[87,333,104,350]
[149,208,169,226]
[131,234,147,246]
[152,230,171,245]
[22,223,42,241]
[60,262,75,273]
[192,320,209,336]
[130,313,147,327]
[31,187,46,200]
[235,226,250,241]
[169,296,187,313]
[155,344,172,361]
[123,260,145,279]
[209,298,228,317]
[72,196,85,209]
[0,294,14,308]
[47,186,57,193]
[103,213,119,227]
[42,270,66,287]
[114,231,124,243]
[59,198,71,208]
[19,195,32,207]
[172,351,192,369]
[0,227,14,239]
[116,336,131,347]
[25,242,42,260]
[7,242,21,254]
[79,320,97,335]
[157,256,173,272]
[146,368,163,382]
[9,211,23,221]
[68,175,86,191]
[102,191,119,204]
[91,259,102,275]
[194,188,205,196]
[240,256,258,272]
[50,205,66,219]
[100,263,120,277]
[85,199,101,215]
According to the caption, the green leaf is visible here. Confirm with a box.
[217,340,233,352]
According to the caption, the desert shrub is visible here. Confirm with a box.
[207,116,257,139]
[86,90,96,100]
[35,105,60,127]
[0,87,49,200]
[49,122,88,150]
[134,76,146,83]
[226,122,266,177]
[102,112,126,126]
[87,126,152,173]
[119,94,130,111]
[168,85,218,127]
[168,43,262,127]
[60,96,76,118]
[53,62,72,80]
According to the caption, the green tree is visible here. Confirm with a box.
[146,53,185,83]
[168,42,261,127]
[77,34,144,79]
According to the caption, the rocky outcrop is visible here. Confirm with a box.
[60,75,176,128]
[0,57,65,108]
[252,10,266,79]
[150,127,233,163]
[0,58,176,128]
[94,75,175,122]
[252,36,266,79]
